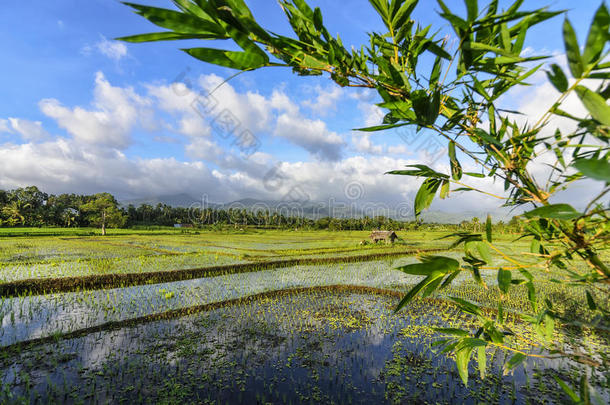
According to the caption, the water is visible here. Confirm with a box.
[1,288,599,404]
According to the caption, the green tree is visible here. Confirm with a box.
[1,200,29,226]
[80,193,126,235]
[121,0,609,396]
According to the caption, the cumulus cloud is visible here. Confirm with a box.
[39,72,147,149]
[0,139,224,199]
[6,118,50,141]
[302,85,344,116]
[0,119,10,133]
[94,36,128,61]
[274,113,344,161]
[351,133,383,155]
[3,65,597,215]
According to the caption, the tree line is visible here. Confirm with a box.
[0,186,521,233]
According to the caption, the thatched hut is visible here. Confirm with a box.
[370,230,398,243]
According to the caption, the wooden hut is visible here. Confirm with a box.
[370,230,398,243]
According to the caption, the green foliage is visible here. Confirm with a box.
[119,0,609,395]
[80,193,127,235]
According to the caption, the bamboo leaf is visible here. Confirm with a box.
[485,214,492,243]
[523,204,581,220]
[117,32,217,42]
[497,268,511,293]
[397,255,460,275]
[545,64,568,93]
[183,47,268,70]
[414,178,441,218]
[434,327,469,336]
[583,3,610,65]
[554,376,581,402]
[394,273,438,312]
[503,353,526,375]
[123,3,225,36]
[448,141,463,180]
[574,85,610,126]
[586,290,597,310]
[477,345,486,379]
[563,18,584,77]
[573,157,610,182]
[455,346,473,385]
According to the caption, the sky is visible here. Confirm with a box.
[0,0,604,216]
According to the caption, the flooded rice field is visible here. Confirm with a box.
[2,287,607,404]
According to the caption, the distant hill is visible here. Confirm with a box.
[120,193,220,209]
[120,195,515,223]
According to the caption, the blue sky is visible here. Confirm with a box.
[0,0,602,215]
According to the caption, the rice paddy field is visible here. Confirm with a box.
[0,228,608,404]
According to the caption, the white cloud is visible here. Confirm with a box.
[0,139,224,200]
[302,85,344,116]
[358,101,384,127]
[274,113,344,161]
[3,65,598,216]
[351,133,383,155]
[0,119,12,133]
[95,36,128,62]
[39,72,147,149]
[198,74,272,133]
[7,118,50,141]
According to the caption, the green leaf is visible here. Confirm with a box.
[464,0,478,22]
[430,56,443,89]
[123,3,225,36]
[397,255,460,275]
[448,141,463,180]
[395,271,443,312]
[477,346,486,379]
[553,376,580,402]
[464,41,518,58]
[574,85,610,126]
[455,346,473,385]
[355,123,410,132]
[449,296,481,316]
[434,327,469,337]
[313,7,323,31]
[414,178,441,218]
[440,179,450,199]
[583,3,610,65]
[472,128,502,146]
[563,18,584,78]
[586,290,597,310]
[392,0,418,28]
[573,157,610,182]
[183,47,268,70]
[503,352,526,375]
[497,268,511,294]
[545,64,568,93]
[117,32,216,42]
[477,241,491,263]
[464,172,485,178]
[523,204,580,220]
[485,214,492,243]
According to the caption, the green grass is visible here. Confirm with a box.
[0,228,462,283]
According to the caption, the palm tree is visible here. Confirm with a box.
[471,217,480,233]
[1,201,30,226]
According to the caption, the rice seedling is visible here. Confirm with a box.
[0,230,607,403]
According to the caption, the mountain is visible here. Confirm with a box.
[120,193,220,208]
[120,195,516,223]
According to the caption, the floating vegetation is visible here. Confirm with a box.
[1,287,607,404]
